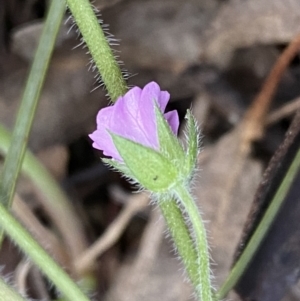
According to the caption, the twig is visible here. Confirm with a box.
[266,97,300,125]
[14,260,51,300]
[30,266,51,301]
[75,191,149,274]
[130,207,165,276]
[15,260,32,296]
[104,206,166,301]
[12,194,70,270]
[218,34,300,224]
[241,33,300,144]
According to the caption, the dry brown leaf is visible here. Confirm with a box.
[202,0,300,67]
[0,33,106,151]
[105,0,219,73]
[197,128,262,284]
[36,145,69,180]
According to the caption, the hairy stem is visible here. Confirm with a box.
[0,203,91,301]
[174,184,213,301]
[0,276,29,301]
[158,197,199,287]
[66,0,127,101]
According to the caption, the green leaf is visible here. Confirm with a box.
[154,103,185,163]
[110,133,179,192]
[184,110,199,177]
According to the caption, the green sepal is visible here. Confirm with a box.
[184,110,199,177]
[154,103,185,163]
[110,132,179,192]
[102,158,136,181]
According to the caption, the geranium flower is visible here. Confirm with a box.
[89,81,198,193]
[89,82,179,161]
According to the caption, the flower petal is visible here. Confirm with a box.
[137,82,171,148]
[109,87,155,147]
[157,90,170,112]
[89,82,178,162]
[164,110,180,135]
[89,130,122,161]
[91,106,124,160]
[139,82,169,111]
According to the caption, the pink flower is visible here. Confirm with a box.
[89,82,179,161]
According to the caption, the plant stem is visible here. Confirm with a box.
[0,0,65,209]
[158,197,199,287]
[0,203,91,301]
[0,124,87,270]
[0,276,29,301]
[66,0,127,101]
[64,1,204,297]
[174,184,213,301]
[216,147,300,300]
